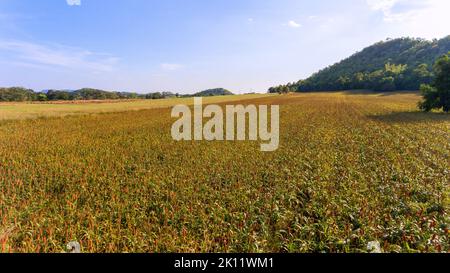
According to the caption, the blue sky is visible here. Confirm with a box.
[0,0,449,93]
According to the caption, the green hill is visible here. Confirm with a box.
[270,36,450,92]
[194,88,234,97]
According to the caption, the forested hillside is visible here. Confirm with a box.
[270,36,450,92]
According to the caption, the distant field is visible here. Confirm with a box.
[0,94,269,120]
[0,91,448,253]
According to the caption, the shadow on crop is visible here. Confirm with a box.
[367,111,450,124]
[341,90,420,96]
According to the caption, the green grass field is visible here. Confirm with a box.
[0,91,448,253]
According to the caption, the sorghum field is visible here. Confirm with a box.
[0,91,448,253]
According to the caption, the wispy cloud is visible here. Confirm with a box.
[161,63,183,71]
[366,0,410,21]
[286,20,302,28]
[66,0,81,6]
[366,0,400,13]
[366,0,447,22]
[0,40,118,72]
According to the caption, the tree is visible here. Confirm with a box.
[0,87,35,101]
[37,93,48,101]
[419,52,450,112]
[47,90,71,101]
[268,85,290,94]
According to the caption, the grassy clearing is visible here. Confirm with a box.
[0,94,269,120]
[0,91,448,253]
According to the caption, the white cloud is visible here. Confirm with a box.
[366,0,450,38]
[0,40,118,72]
[366,0,411,21]
[161,63,183,71]
[286,20,302,28]
[66,0,81,6]
[366,0,448,22]
[367,0,400,12]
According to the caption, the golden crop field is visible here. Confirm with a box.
[0,94,269,121]
[0,91,448,253]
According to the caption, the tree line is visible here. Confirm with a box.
[0,87,236,102]
[0,88,180,102]
[269,62,433,93]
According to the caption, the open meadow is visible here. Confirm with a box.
[0,91,449,253]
